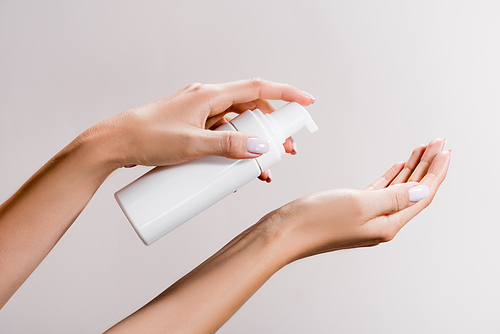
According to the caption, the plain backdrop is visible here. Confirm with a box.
[1,1,499,333]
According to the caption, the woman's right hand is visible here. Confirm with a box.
[261,138,451,263]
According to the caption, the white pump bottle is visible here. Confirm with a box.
[115,102,318,245]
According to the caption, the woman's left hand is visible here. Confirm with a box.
[260,138,451,262]
[85,78,315,181]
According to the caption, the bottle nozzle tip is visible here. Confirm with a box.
[306,121,319,133]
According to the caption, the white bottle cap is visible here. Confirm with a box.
[265,102,318,144]
[230,102,318,171]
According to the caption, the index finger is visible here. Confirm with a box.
[215,78,314,108]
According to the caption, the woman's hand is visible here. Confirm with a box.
[262,138,451,263]
[86,78,315,181]
[105,138,451,334]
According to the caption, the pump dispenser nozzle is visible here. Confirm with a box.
[230,102,318,171]
[305,120,319,133]
[265,102,318,143]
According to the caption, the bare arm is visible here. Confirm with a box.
[0,131,115,308]
[106,139,451,333]
[107,219,287,334]
[0,78,313,309]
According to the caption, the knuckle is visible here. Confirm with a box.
[248,77,266,88]
[391,192,402,213]
[185,82,220,106]
[184,82,204,93]
[220,131,240,157]
[389,189,407,213]
[185,82,220,100]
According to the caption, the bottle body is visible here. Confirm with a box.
[115,102,318,245]
[115,154,260,245]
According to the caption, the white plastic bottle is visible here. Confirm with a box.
[115,102,318,245]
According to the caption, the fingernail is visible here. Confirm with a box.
[291,137,298,155]
[442,139,448,151]
[302,91,316,104]
[409,185,430,202]
[449,150,453,163]
[266,169,272,183]
[247,137,269,154]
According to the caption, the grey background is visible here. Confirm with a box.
[1,0,499,333]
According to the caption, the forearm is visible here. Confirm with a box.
[0,127,117,308]
[106,218,292,334]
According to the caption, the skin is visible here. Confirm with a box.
[0,78,312,309]
[105,139,450,334]
[0,77,451,333]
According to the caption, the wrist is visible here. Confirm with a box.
[73,121,124,175]
[253,208,304,268]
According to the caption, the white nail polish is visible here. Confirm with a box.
[247,137,269,154]
[301,91,316,104]
[409,185,430,202]
[442,139,448,151]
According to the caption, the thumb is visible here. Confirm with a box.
[200,130,270,159]
[363,183,430,217]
